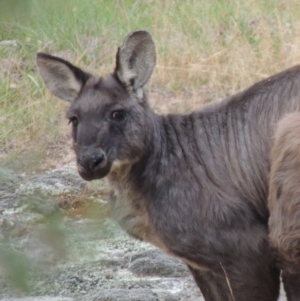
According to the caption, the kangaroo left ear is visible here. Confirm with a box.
[36,53,91,102]
[115,30,156,100]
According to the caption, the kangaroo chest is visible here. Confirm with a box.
[106,163,231,272]
[106,165,168,251]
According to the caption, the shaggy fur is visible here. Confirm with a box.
[269,112,300,301]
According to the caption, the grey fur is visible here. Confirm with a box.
[268,112,300,300]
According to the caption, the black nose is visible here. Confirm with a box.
[90,153,105,170]
[77,150,107,173]
[76,149,111,180]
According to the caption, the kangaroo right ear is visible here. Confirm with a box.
[115,30,156,100]
[36,53,91,102]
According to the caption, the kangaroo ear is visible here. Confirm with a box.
[36,53,90,102]
[115,30,156,99]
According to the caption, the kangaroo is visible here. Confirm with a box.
[36,30,300,301]
[269,112,300,301]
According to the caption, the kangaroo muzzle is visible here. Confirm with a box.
[76,147,112,181]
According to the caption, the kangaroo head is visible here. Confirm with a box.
[36,31,157,181]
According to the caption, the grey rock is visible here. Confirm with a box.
[0,296,75,301]
[86,288,177,301]
[16,164,86,197]
[128,249,189,277]
[0,40,18,47]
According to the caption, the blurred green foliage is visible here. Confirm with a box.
[0,0,32,21]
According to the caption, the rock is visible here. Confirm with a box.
[86,288,177,301]
[0,296,75,301]
[16,164,87,197]
[0,40,18,47]
[127,249,189,277]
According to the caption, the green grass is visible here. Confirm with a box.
[1,0,300,165]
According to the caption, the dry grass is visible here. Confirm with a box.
[1,0,300,168]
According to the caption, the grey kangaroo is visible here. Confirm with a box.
[269,112,300,301]
[36,30,300,301]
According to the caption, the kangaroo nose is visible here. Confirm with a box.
[77,150,107,172]
[76,149,110,180]
[90,152,105,170]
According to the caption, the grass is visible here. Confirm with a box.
[1,0,300,166]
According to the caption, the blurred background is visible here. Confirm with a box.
[0,0,299,300]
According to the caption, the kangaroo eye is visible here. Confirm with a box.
[68,116,78,126]
[111,110,126,122]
